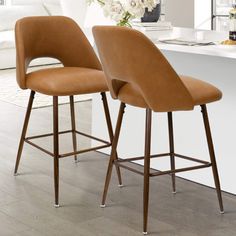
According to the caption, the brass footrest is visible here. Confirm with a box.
[24,129,111,158]
[114,153,212,177]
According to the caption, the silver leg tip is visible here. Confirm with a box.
[220,211,225,214]
[100,204,106,208]
[172,191,177,194]
[14,173,18,176]
[143,232,148,235]
[118,184,124,188]
[54,204,60,208]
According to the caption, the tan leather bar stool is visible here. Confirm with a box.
[14,16,122,207]
[93,26,224,234]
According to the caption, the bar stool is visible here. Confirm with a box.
[93,26,224,234]
[14,16,122,207]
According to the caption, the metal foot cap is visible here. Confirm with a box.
[220,211,225,214]
[172,191,177,194]
[100,204,106,208]
[143,232,148,235]
[54,204,60,208]
[118,184,124,188]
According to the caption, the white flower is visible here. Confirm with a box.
[125,0,145,18]
[86,0,95,5]
[141,0,159,11]
[88,0,159,23]
[102,0,125,22]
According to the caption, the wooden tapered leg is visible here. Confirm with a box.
[167,112,176,193]
[101,102,126,207]
[143,109,152,235]
[53,96,60,207]
[201,104,224,213]
[69,96,78,162]
[101,92,122,186]
[14,90,35,175]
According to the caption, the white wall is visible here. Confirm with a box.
[84,3,113,27]
[165,0,211,30]
[165,0,195,28]
[60,0,113,28]
[60,0,87,26]
[12,0,59,4]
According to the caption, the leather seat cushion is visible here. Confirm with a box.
[181,76,222,106]
[26,67,108,96]
[117,76,222,110]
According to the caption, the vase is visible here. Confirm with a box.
[141,3,161,22]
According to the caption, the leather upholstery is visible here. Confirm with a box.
[181,76,222,106]
[93,26,222,112]
[117,75,222,109]
[26,67,108,96]
[118,83,147,108]
[15,16,107,96]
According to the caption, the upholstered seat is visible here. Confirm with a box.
[181,76,222,106]
[26,67,108,96]
[117,76,222,109]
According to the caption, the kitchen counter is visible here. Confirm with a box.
[91,27,236,195]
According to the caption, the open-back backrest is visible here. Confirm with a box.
[93,26,194,112]
[15,16,101,89]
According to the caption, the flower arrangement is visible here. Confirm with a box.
[88,0,160,27]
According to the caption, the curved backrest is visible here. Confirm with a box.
[15,16,101,89]
[93,26,194,112]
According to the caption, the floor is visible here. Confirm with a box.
[0,99,236,236]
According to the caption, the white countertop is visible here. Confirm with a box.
[144,27,236,59]
[86,26,236,60]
